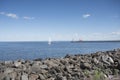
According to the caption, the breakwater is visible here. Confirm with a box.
[0,49,120,80]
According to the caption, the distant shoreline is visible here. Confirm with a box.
[71,40,120,43]
[0,40,120,42]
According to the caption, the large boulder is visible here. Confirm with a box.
[101,55,114,65]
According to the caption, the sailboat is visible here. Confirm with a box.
[48,37,52,45]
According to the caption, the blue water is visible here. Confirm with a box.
[0,41,120,61]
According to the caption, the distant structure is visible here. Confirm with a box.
[71,33,83,42]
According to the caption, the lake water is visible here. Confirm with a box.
[0,41,120,61]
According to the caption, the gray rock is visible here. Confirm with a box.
[101,55,114,65]
[80,63,91,69]
[55,73,64,80]
[4,61,13,65]
[44,60,58,67]
[3,76,11,80]
[4,68,14,74]
[93,58,99,64]
[8,72,17,80]
[14,61,21,67]
[31,63,41,73]
[29,74,39,80]
[40,65,48,69]
[39,74,45,80]
[33,61,42,66]
[21,73,28,80]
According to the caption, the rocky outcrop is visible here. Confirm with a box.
[0,48,120,80]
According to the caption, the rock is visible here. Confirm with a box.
[40,65,48,69]
[32,61,42,66]
[21,73,28,80]
[3,76,11,80]
[55,73,65,80]
[116,60,120,70]
[4,61,13,65]
[14,61,21,67]
[39,69,48,74]
[52,66,61,73]
[44,60,58,67]
[60,59,68,65]
[15,72,21,80]
[0,73,5,80]
[34,58,42,61]
[101,55,114,65]
[64,66,72,73]
[29,74,39,80]
[39,74,45,80]
[8,71,17,80]
[4,68,14,74]
[80,63,91,69]
[93,58,99,64]
[108,57,114,63]
[31,62,41,73]
[64,54,71,58]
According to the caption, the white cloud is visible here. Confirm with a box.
[6,13,18,19]
[0,12,18,19]
[0,12,34,20]
[83,14,91,18]
[23,16,34,20]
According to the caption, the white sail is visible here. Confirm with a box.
[48,37,52,45]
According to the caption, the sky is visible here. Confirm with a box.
[0,0,120,41]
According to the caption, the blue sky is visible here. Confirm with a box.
[0,0,120,41]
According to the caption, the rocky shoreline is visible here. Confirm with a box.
[0,49,120,80]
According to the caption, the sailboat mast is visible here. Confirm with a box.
[48,37,51,45]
